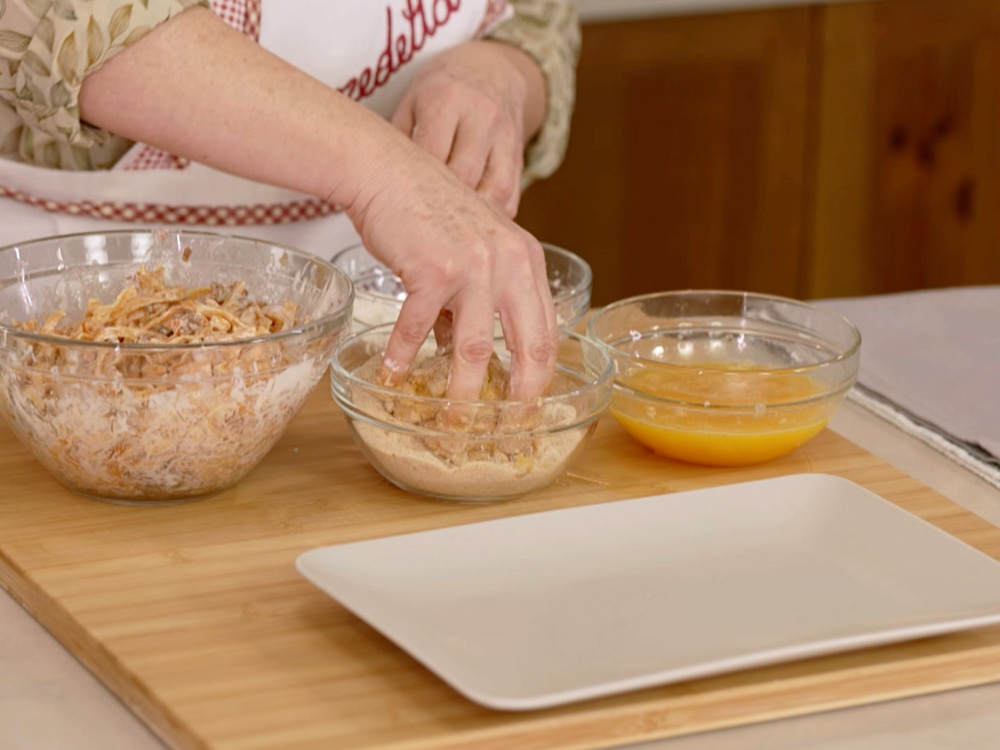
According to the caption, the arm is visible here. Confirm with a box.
[0,0,209,169]
[79,6,379,205]
[77,6,558,400]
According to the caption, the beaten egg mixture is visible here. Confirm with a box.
[611,364,831,467]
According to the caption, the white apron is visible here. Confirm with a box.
[0,0,511,258]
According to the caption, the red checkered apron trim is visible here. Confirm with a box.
[0,183,336,226]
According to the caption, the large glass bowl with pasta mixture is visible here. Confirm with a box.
[0,230,354,504]
[331,242,593,331]
[586,290,861,467]
[330,323,613,503]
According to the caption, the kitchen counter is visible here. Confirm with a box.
[3,396,1000,750]
[574,0,866,21]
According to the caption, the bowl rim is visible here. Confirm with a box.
[586,289,862,372]
[331,241,593,303]
[330,322,614,409]
[0,229,355,351]
[351,267,408,300]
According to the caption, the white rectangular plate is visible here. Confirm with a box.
[296,474,1000,711]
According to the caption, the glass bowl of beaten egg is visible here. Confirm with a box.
[585,290,861,467]
[331,242,592,331]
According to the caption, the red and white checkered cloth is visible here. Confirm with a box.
[212,0,246,31]
[115,148,189,171]
[211,0,261,40]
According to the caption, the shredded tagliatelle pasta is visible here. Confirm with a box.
[21,266,300,345]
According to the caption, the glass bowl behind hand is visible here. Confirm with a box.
[0,230,354,504]
[332,242,592,331]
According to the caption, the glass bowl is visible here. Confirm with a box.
[331,242,592,330]
[0,230,354,504]
[585,290,861,467]
[330,323,613,503]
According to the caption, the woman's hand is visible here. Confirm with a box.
[346,133,558,402]
[391,40,546,218]
[379,41,553,398]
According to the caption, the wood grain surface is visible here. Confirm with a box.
[806,0,1000,298]
[517,6,812,306]
[3,377,1000,750]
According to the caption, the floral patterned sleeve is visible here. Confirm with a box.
[486,0,581,185]
[0,0,208,170]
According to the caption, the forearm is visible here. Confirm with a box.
[78,5,400,209]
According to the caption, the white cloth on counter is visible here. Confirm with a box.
[819,286,1000,487]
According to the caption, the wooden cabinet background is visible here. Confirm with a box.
[516,0,1000,306]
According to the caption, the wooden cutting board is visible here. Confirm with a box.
[3,377,1000,750]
